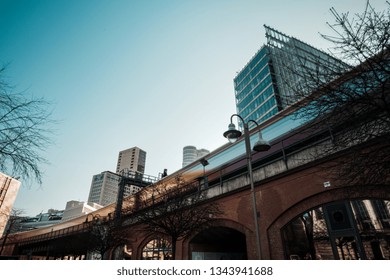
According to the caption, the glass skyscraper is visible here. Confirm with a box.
[234,25,348,128]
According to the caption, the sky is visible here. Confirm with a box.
[1,0,388,217]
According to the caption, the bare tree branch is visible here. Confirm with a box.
[274,1,390,186]
[0,66,55,184]
[0,207,25,255]
[122,176,222,259]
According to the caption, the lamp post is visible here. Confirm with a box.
[200,157,209,189]
[223,114,271,260]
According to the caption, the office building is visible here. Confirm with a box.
[87,147,147,207]
[182,146,210,167]
[116,147,146,175]
[61,200,103,221]
[87,171,142,207]
[234,25,348,127]
[0,172,21,236]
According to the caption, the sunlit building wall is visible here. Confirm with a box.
[87,171,141,207]
[0,172,21,236]
[62,200,103,221]
[116,147,146,175]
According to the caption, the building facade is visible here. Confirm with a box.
[61,200,103,221]
[88,147,147,207]
[87,171,141,207]
[182,146,210,167]
[116,147,146,175]
[234,25,348,127]
[0,172,21,237]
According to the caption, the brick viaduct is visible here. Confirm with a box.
[2,120,389,260]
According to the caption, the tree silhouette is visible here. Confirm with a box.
[0,66,55,184]
[275,1,390,186]
[123,176,222,260]
[0,207,25,255]
[85,214,128,260]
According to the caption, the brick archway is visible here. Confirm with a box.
[181,219,253,260]
[135,232,172,260]
[266,185,390,259]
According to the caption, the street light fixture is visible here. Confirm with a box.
[223,114,271,259]
[200,158,209,189]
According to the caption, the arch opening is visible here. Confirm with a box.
[189,226,247,260]
[281,199,390,260]
[141,238,172,260]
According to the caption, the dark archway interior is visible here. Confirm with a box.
[189,226,247,260]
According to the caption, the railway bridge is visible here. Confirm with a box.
[1,107,389,260]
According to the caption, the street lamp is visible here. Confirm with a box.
[223,114,271,259]
[200,158,209,189]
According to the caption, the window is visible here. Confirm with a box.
[282,199,390,260]
[142,238,172,260]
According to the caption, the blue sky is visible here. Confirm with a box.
[1,0,387,216]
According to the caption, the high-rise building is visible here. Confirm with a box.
[87,147,147,207]
[0,172,21,236]
[87,171,142,207]
[182,146,210,167]
[234,25,348,128]
[116,147,146,175]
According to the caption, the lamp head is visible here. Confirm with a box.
[253,131,271,152]
[200,158,209,167]
[223,123,242,143]
[253,139,271,152]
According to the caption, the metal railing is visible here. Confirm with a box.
[118,169,158,185]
